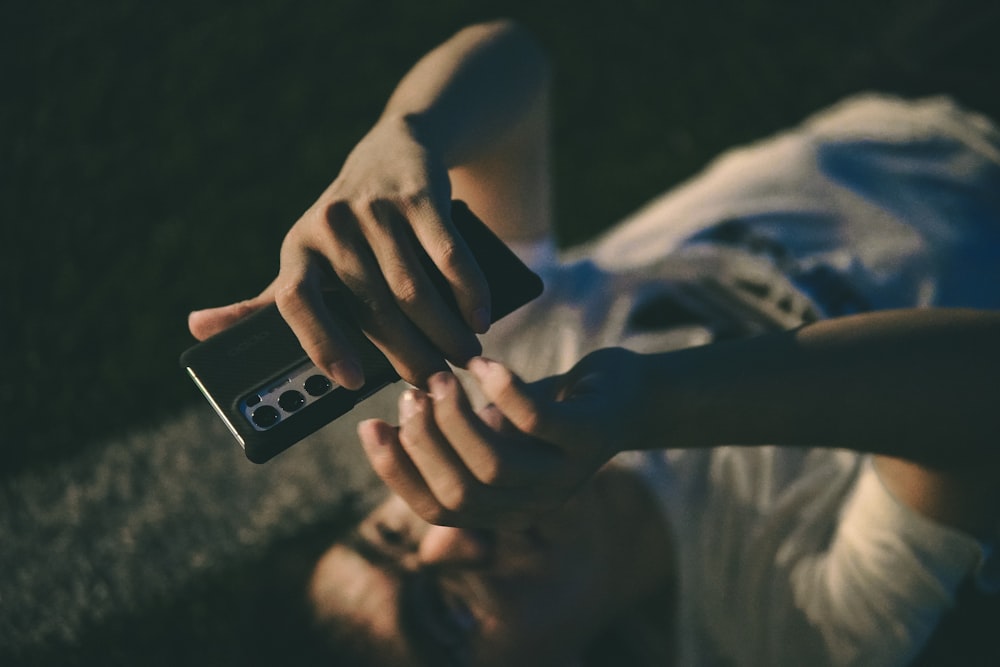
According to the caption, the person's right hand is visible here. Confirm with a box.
[357,347,658,527]
[188,116,493,390]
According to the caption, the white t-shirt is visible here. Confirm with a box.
[481,93,1000,666]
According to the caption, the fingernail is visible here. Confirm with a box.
[329,359,364,390]
[358,419,386,448]
[467,357,494,381]
[398,389,421,423]
[472,306,491,334]
[427,371,453,400]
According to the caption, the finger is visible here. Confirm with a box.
[427,371,560,486]
[275,244,365,390]
[396,388,488,517]
[312,203,450,387]
[187,280,279,340]
[466,357,561,443]
[360,199,482,364]
[357,418,455,526]
[408,198,492,335]
[476,403,510,433]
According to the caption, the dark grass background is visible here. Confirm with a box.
[3,0,1000,664]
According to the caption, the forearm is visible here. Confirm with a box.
[380,20,552,241]
[645,308,1000,464]
[636,307,1000,537]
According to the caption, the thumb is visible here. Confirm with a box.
[187,280,278,340]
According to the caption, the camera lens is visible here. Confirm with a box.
[304,375,332,397]
[251,405,281,429]
[279,390,306,412]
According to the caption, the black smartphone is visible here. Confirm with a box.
[180,201,544,463]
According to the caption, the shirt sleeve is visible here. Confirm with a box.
[786,456,987,667]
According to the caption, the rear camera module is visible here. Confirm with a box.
[241,362,339,432]
[304,375,333,397]
[251,405,281,429]
[279,390,306,412]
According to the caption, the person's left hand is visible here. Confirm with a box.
[357,347,654,527]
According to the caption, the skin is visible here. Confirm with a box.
[309,468,674,667]
[359,310,1000,537]
[188,21,551,390]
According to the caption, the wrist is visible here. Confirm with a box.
[614,348,679,454]
[636,348,703,451]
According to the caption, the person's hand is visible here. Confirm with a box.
[187,116,492,390]
[357,347,654,527]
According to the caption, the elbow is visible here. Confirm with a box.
[461,18,551,82]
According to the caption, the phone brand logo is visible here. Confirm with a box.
[227,331,271,357]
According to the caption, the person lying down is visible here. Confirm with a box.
[187,21,1000,667]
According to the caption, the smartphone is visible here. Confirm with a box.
[180,201,544,463]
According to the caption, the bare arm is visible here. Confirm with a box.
[361,308,1000,537]
[188,20,552,388]
[636,307,1000,536]
[648,308,999,458]
[380,20,552,244]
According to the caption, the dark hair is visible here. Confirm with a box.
[582,582,676,667]
[309,579,676,667]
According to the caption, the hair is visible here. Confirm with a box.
[305,495,677,667]
[582,581,677,667]
[308,579,676,667]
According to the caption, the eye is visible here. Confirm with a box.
[376,522,403,545]
[376,521,418,553]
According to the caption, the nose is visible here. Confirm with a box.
[418,526,493,566]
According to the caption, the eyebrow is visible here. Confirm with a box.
[341,528,464,666]
[341,526,400,569]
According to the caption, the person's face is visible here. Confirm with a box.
[309,478,628,667]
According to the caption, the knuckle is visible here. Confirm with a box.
[418,503,449,526]
[433,236,462,271]
[438,483,475,513]
[396,424,424,452]
[231,299,259,320]
[274,280,309,316]
[427,508,463,527]
[514,404,548,436]
[399,187,432,213]
[473,455,508,486]
[347,283,391,326]
[390,272,424,310]
[368,448,398,480]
